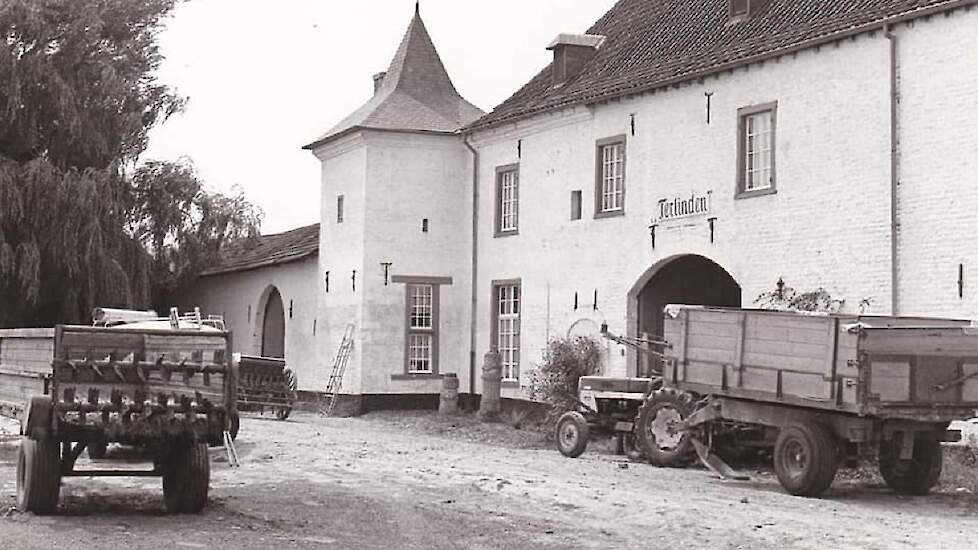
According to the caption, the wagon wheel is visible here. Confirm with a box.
[275,367,298,421]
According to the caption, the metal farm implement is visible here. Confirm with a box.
[231,355,297,438]
[1,325,235,514]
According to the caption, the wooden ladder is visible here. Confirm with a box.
[321,324,355,416]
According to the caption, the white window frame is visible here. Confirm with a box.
[737,102,778,198]
[493,281,521,382]
[407,284,435,374]
[495,165,519,236]
[595,136,626,217]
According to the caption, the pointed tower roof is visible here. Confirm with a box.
[304,9,484,150]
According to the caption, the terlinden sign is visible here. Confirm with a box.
[653,190,713,224]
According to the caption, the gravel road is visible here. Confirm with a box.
[1,411,977,549]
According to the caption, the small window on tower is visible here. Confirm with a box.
[337,195,345,224]
[570,190,582,221]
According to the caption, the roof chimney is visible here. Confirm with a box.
[547,33,605,88]
[373,71,387,93]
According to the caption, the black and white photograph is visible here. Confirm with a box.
[1,0,978,548]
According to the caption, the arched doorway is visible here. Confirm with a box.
[261,287,285,358]
[629,255,741,377]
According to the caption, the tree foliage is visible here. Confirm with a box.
[0,0,260,326]
[754,278,845,313]
[126,159,261,311]
[527,336,603,425]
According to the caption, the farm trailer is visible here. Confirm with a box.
[557,305,978,497]
[652,305,978,496]
[0,325,236,513]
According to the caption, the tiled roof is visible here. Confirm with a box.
[303,9,484,150]
[467,0,970,131]
[200,224,319,277]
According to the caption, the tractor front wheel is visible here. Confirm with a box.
[555,411,590,458]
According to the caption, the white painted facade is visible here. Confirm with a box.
[190,4,978,406]
[467,8,978,397]
[312,130,474,397]
[180,258,323,391]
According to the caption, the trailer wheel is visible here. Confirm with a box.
[636,388,697,467]
[773,423,838,497]
[878,433,942,495]
[276,368,298,421]
[16,437,61,514]
[622,433,644,461]
[555,411,590,458]
[88,440,108,460]
[229,410,240,441]
[162,442,210,513]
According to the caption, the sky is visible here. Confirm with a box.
[141,0,618,234]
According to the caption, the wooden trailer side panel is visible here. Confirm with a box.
[665,307,862,412]
[860,327,978,416]
[0,329,55,416]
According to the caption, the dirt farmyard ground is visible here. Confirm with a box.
[2,410,978,549]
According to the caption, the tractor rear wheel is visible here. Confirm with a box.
[16,437,61,514]
[879,433,942,495]
[555,411,590,458]
[162,442,210,513]
[635,388,697,467]
[773,422,838,497]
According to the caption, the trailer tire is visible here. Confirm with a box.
[88,440,108,459]
[276,367,298,421]
[879,433,942,495]
[162,443,210,513]
[16,437,61,514]
[229,410,240,441]
[623,433,644,461]
[636,388,697,467]
[773,423,838,497]
[555,411,590,458]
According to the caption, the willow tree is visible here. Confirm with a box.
[0,1,259,326]
[127,159,261,313]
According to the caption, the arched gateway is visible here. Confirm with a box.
[259,286,285,359]
[627,255,741,377]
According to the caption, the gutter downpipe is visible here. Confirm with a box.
[463,135,479,398]
[885,23,899,316]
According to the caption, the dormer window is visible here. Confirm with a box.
[729,0,769,20]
